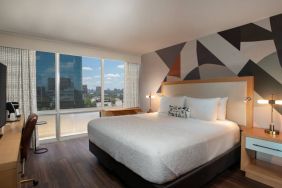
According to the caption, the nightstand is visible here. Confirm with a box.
[241,127,282,188]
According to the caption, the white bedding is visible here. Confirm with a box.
[88,112,239,184]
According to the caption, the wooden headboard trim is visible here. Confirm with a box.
[161,76,254,128]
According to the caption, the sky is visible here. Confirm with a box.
[82,57,124,90]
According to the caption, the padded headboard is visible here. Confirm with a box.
[161,76,254,128]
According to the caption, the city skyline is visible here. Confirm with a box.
[36,51,125,110]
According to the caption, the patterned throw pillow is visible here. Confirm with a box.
[168,105,190,118]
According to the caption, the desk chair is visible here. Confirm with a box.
[20,113,39,186]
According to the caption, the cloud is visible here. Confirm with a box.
[82,67,93,71]
[105,73,120,80]
[83,77,93,81]
[117,64,124,69]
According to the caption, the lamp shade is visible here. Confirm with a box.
[257,100,269,104]
[257,99,282,105]
[275,100,282,105]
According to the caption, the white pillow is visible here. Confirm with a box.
[159,96,186,113]
[218,97,228,120]
[189,97,220,121]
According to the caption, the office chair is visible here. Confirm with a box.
[20,113,39,186]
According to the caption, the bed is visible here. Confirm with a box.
[88,76,254,188]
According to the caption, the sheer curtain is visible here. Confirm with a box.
[0,46,37,146]
[124,62,140,108]
[0,46,37,117]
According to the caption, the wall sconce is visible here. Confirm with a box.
[244,96,252,103]
[257,94,282,135]
[146,92,155,113]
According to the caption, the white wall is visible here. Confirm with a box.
[0,31,141,63]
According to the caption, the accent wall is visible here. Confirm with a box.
[140,13,282,132]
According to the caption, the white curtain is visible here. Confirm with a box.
[0,46,37,147]
[124,62,140,108]
[0,46,37,117]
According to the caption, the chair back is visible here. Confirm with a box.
[20,113,38,160]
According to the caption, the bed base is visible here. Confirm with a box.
[89,141,240,188]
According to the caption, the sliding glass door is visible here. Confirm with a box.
[36,51,125,140]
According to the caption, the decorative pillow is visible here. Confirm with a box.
[168,105,190,118]
[218,97,228,120]
[159,96,186,113]
[189,97,219,121]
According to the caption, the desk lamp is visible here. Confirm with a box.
[146,92,155,113]
[257,94,282,135]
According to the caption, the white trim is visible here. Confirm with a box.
[123,62,126,108]
[37,110,56,115]
[38,133,88,143]
[55,53,61,140]
[58,108,102,114]
[58,133,88,141]
[101,59,105,107]
[37,106,128,115]
[39,138,57,144]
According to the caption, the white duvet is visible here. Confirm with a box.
[88,112,239,184]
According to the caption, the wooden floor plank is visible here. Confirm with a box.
[21,137,270,188]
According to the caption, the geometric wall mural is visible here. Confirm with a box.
[149,13,282,115]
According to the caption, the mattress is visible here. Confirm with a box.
[88,112,240,184]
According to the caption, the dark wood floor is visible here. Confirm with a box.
[22,137,270,188]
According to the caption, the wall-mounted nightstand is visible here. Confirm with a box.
[241,127,282,188]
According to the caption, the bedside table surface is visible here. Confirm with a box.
[244,127,282,144]
[100,107,143,117]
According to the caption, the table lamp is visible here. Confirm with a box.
[257,94,282,135]
[146,92,155,113]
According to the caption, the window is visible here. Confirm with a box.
[104,59,124,107]
[82,57,102,108]
[36,51,56,111]
[36,51,126,140]
[59,54,102,109]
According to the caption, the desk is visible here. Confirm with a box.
[0,118,24,188]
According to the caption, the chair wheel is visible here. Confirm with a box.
[33,180,38,186]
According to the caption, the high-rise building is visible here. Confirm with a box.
[60,55,83,108]
[96,86,101,96]
[82,85,88,95]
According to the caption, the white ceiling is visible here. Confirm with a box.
[0,0,282,55]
